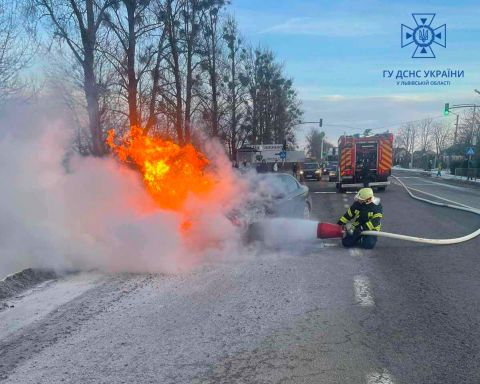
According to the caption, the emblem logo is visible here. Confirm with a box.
[401,13,446,58]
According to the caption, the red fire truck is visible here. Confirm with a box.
[336,133,393,192]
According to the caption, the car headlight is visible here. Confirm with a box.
[315,170,320,174]
[299,170,304,174]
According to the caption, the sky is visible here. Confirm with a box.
[229,0,480,148]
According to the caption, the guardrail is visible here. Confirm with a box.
[455,168,479,180]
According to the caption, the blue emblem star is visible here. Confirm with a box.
[401,13,446,58]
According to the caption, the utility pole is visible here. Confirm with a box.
[320,135,324,161]
[473,105,477,139]
[454,113,459,145]
[449,112,460,170]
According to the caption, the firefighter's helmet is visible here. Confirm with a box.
[354,188,374,203]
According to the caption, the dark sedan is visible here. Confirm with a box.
[260,173,312,219]
[299,162,321,181]
[229,173,313,229]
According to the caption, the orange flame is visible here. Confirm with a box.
[107,126,214,211]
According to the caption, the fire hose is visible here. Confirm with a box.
[318,176,480,245]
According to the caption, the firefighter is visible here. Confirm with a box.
[361,158,370,187]
[337,187,382,249]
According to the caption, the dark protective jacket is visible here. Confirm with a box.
[337,201,383,231]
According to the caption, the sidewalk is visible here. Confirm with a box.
[393,166,480,185]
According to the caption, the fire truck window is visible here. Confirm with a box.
[356,144,378,169]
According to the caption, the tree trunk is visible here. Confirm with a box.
[84,62,103,156]
[172,46,184,143]
[185,42,193,143]
[209,14,219,137]
[229,42,237,159]
[144,33,164,134]
[83,0,103,156]
[166,0,184,143]
[126,0,138,128]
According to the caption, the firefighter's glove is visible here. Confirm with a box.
[345,222,355,236]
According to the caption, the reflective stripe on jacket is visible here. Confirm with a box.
[337,201,383,231]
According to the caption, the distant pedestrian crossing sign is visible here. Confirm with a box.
[466,147,475,156]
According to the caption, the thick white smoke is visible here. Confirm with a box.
[0,103,244,277]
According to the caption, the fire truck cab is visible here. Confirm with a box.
[336,133,393,192]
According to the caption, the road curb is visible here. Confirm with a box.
[394,169,480,189]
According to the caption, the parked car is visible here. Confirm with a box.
[299,162,321,181]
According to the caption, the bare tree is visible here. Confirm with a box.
[458,107,480,147]
[199,1,226,138]
[157,0,204,143]
[33,0,116,156]
[417,117,433,153]
[0,0,33,102]
[162,0,184,142]
[432,121,453,167]
[397,123,418,168]
[27,0,305,154]
[416,117,433,169]
[306,128,333,160]
[181,0,206,143]
[102,0,164,131]
[221,16,250,159]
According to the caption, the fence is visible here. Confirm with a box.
[454,168,479,180]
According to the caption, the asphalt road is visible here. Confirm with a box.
[1,170,480,383]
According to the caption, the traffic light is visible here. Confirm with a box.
[444,103,450,116]
[319,118,323,127]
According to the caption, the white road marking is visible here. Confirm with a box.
[349,248,362,257]
[366,369,395,384]
[313,191,337,194]
[354,275,374,306]
[397,183,440,186]
[321,241,340,247]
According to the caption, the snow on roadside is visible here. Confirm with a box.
[0,271,102,339]
[393,167,480,184]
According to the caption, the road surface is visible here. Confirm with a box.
[1,170,480,383]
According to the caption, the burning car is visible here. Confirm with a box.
[229,172,313,229]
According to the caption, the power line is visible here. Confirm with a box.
[298,115,448,133]
[365,115,445,131]
[297,114,454,144]
[321,115,448,134]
